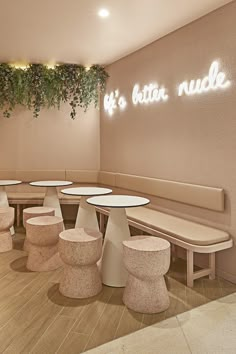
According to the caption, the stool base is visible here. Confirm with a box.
[59,264,102,299]
[123,274,170,314]
[0,231,13,253]
[27,243,62,271]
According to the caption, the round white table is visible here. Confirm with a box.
[87,195,150,287]
[0,180,22,235]
[29,181,72,218]
[61,187,112,231]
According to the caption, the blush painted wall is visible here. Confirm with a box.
[100,2,236,282]
[0,104,100,170]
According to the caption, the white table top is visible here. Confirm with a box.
[30,181,73,187]
[0,180,22,186]
[87,195,150,208]
[61,187,112,196]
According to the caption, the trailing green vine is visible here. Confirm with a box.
[0,63,109,119]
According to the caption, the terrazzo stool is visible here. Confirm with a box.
[23,206,55,252]
[123,236,171,314]
[26,216,63,272]
[0,207,15,252]
[59,228,103,299]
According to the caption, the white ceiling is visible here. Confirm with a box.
[0,0,232,66]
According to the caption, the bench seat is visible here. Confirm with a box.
[96,205,233,287]
[126,207,230,246]
[8,192,81,203]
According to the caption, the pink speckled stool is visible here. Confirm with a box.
[0,207,15,253]
[23,206,55,252]
[26,216,63,272]
[59,228,102,299]
[123,236,171,314]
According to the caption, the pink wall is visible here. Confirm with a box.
[0,104,100,170]
[100,2,236,282]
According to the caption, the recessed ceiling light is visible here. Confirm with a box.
[98,8,110,18]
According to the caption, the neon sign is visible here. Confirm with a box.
[103,61,231,116]
[178,61,230,96]
[132,83,168,105]
[103,90,127,116]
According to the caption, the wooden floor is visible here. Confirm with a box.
[0,227,235,354]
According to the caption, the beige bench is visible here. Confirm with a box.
[97,205,232,287]
[97,171,233,287]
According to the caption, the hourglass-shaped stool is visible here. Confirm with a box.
[123,236,170,314]
[23,206,55,252]
[59,228,102,299]
[26,216,63,271]
[0,207,15,252]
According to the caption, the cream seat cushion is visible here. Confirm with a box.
[7,192,81,202]
[8,192,45,201]
[126,207,230,246]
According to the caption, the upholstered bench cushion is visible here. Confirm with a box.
[126,207,230,246]
[8,192,45,201]
[7,192,80,203]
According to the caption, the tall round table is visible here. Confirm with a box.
[87,195,150,287]
[61,187,112,231]
[29,181,72,218]
[0,180,22,235]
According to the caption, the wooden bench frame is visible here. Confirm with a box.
[97,207,233,288]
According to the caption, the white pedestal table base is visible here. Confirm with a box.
[75,196,99,231]
[101,208,130,287]
[43,187,63,219]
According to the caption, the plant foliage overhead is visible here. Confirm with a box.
[0,63,109,119]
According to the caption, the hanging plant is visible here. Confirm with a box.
[0,63,109,119]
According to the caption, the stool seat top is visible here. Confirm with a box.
[123,236,170,252]
[26,215,63,226]
[0,206,14,215]
[59,228,102,243]
[23,206,54,214]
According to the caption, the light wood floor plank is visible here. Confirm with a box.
[73,286,114,335]
[0,230,235,353]
[84,288,124,351]
[30,315,76,354]
[114,306,143,339]
[61,296,90,319]
[57,331,89,354]
[220,277,236,296]
[0,281,58,352]
[3,283,64,353]
[203,278,223,301]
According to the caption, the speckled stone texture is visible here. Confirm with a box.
[0,207,14,253]
[23,206,55,252]
[123,236,171,314]
[59,228,103,299]
[26,216,63,272]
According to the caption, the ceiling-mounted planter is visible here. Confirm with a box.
[0,63,109,119]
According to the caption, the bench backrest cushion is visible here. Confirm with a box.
[99,171,224,211]
[0,170,17,179]
[65,170,98,183]
[98,171,116,186]
[15,170,66,182]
